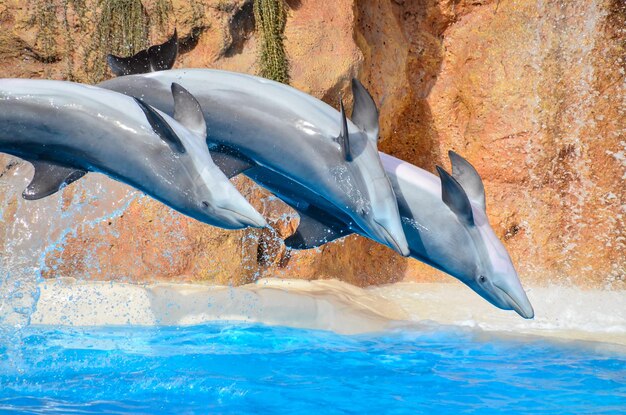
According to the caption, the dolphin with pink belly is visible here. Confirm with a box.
[102,35,533,318]
[0,79,267,229]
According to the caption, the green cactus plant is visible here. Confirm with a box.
[28,0,61,63]
[25,0,206,82]
[254,0,289,84]
[83,0,149,83]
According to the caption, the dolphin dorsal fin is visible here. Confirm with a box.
[134,97,186,153]
[334,99,353,161]
[351,78,379,143]
[171,83,207,139]
[107,30,178,76]
[448,151,486,211]
[23,161,86,200]
[436,166,474,226]
[284,206,352,250]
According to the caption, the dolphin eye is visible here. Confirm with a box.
[479,275,486,283]
[202,201,210,208]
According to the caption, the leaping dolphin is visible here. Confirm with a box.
[0,79,267,229]
[100,73,410,256]
[236,85,534,318]
[102,35,533,318]
[244,152,534,319]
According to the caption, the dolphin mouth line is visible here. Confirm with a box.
[493,283,534,319]
[373,219,408,257]
[221,207,267,228]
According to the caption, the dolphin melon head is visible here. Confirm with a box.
[435,152,534,319]
[136,83,267,230]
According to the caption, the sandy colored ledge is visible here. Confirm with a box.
[31,278,408,335]
[31,278,626,345]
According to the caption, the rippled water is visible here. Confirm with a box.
[0,323,625,414]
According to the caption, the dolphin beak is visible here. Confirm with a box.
[374,219,410,257]
[227,206,268,229]
[233,210,268,228]
[493,281,534,319]
[217,196,268,229]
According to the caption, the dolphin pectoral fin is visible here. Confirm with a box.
[23,161,87,200]
[448,151,486,211]
[171,83,207,138]
[351,78,380,143]
[107,30,178,76]
[284,207,352,250]
[210,151,255,178]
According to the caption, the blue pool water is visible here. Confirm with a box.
[0,323,625,414]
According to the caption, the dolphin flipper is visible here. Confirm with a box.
[209,144,257,178]
[211,151,255,178]
[284,206,352,250]
[23,161,87,200]
[107,30,178,76]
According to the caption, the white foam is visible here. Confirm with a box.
[371,282,626,344]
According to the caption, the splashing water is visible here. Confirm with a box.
[0,158,140,329]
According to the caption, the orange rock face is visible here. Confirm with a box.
[355,0,626,288]
[0,0,624,288]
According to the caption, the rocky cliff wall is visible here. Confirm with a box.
[0,0,624,289]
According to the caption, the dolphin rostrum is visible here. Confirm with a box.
[0,79,267,229]
[100,72,410,256]
[101,35,533,318]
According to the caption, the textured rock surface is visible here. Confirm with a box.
[356,0,626,287]
[0,0,624,289]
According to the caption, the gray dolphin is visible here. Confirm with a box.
[244,152,534,319]
[101,37,533,318]
[0,79,267,229]
[100,73,410,257]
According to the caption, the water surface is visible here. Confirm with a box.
[1,323,624,414]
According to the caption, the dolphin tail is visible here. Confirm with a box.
[107,30,178,76]
[23,160,87,200]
